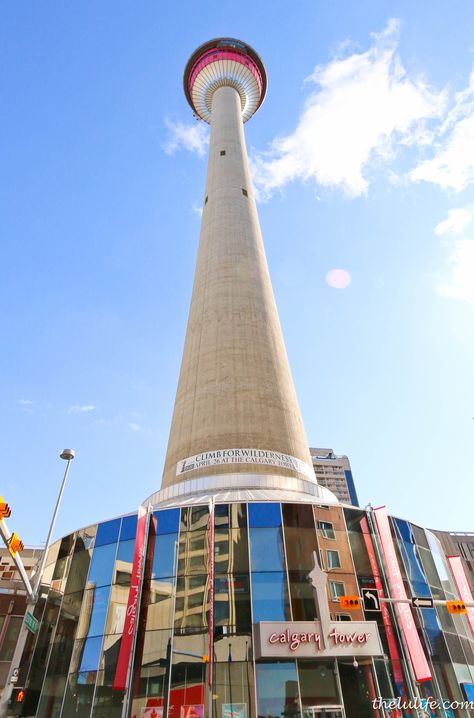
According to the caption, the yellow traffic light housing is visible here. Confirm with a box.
[339,595,361,610]
[0,497,11,521]
[446,600,467,615]
[8,533,24,557]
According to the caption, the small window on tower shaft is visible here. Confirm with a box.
[242,188,248,197]
[205,196,208,204]
[220,150,226,156]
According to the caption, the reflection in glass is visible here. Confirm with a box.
[213,661,255,718]
[249,528,285,572]
[214,574,252,631]
[0,616,22,661]
[154,507,180,535]
[152,533,179,578]
[78,635,103,672]
[101,635,123,681]
[298,660,338,706]
[175,575,209,631]
[248,503,281,528]
[170,662,206,718]
[93,668,125,717]
[215,503,247,528]
[77,585,111,639]
[179,529,209,575]
[215,528,249,574]
[256,662,300,718]
[119,513,138,541]
[63,672,96,718]
[87,542,117,588]
[283,528,318,572]
[95,518,121,547]
[64,538,93,595]
[288,571,316,621]
[181,505,209,532]
[251,573,290,622]
[114,539,135,587]
[36,675,67,718]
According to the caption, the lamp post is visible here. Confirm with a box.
[0,449,75,715]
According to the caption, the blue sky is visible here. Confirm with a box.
[1,1,473,546]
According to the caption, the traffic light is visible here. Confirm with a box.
[0,496,11,521]
[446,600,467,615]
[339,595,361,610]
[8,533,24,557]
[202,655,209,663]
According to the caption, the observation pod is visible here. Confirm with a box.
[159,38,336,508]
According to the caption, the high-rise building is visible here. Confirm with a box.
[310,448,359,506]
[5,38,474,718]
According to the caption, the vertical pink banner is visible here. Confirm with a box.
[114,505,149,691]
[448,556,474,636]
[360,517,404,685]
[373,506,432,683]
[208,499,214,688]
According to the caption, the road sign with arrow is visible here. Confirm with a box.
[411,596,433,609]
[362,588,381,612]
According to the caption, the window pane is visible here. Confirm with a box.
[119,514,137,541]
[288,571,316,621]
[152,533,179,579]
[249,528,285,572]
[154,508,180,535]
[215,528,249,574]
[77,585,111,639]
[213,661,255,718]
[298,660,338,706]
[63,672,96,718]
[36,675,67,718]
[251,573,290,622]
[256,662,300,718]
[284,528,318,572]
[329,582,345,600]
[93,669,125,717]
[214,574,252,631]
[114,539,135,587]
[175,575,209,631]
[248,503,281,528]
[0,616,22,661]
[87,543,117,588]
[95,519,121,547]
[78,636,103,672]
[327,550,341,569]
[181,505,209,532]
[318,521,335,540]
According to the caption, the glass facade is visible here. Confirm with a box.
[9,503,474,718]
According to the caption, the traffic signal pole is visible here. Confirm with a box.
[0,450,75,716]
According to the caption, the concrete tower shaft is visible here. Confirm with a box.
[161,42,314,490]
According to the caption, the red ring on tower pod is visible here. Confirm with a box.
[183,38,267,124]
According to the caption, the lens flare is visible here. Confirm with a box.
[326,268,351,289]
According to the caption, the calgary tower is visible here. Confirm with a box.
[161,38,333,506]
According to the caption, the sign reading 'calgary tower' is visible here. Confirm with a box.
[161,39,317,493]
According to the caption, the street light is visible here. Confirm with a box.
[31,449,75,599]
[0,449,75,714]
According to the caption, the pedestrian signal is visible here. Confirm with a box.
[339,595,361,610]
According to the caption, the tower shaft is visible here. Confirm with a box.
[162,85,313,489]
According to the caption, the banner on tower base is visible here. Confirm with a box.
[176,448,315,481]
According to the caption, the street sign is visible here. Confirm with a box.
[10,668,19,684]
[411,597,434,609]
[24,611,38,634]
[362,588,381,612]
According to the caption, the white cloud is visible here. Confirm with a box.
[435,208,473,236]
[68,404,96,414]
[410,67,474,191]
[128,422,142,432]
[192,202,203,217]
[17,399,34,406]
[437,239,474,300]
[163,118,209,157]
[251,20,445,198]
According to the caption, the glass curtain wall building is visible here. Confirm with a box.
[11,503,474,718]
